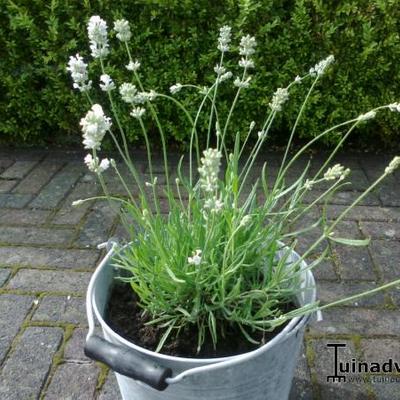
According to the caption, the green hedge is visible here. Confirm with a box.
[1,0,400,148]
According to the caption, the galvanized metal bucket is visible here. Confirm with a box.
[85,241,317,400]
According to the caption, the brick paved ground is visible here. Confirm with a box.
[0,148,399,399]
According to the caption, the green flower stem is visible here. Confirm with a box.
[277,77,319,179]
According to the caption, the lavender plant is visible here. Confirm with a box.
[68,16,400,353]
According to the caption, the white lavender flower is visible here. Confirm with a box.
[234,76,251,89]
[170,83,183,94]
[198,148,222,193]
[309,55,335,77]
[239,58,254,69]
[214,65,226,75]
[269,88,289,112]
[385,156,400,174]
[388,103,400,112]
[239,35,257,57]
[66,54,92,92]
[218,71,233,83]
[87,16,109,59]
[188,249,202,266]
[130,107,146,119]
[84,154,110,173]
[249,121,256,131]
[126,60,141,71]
[119,83,138,103]
[217,25,232,52]
[114,19,131,42]
[324,164,350,181]
[257,130,266,139]
[80,104,111,150]
[304,179,314,190]
[295,75,302,84]
[357,111,376,122]
[99,74,115,92]
[239,215,251,228]
[204,196,224,213]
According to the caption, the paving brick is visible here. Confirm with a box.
[0,179,17,193]
[53,180,99,225]
[360,338,400,364]
[7,270,91,293]
[317,281,385,307]
[0,226,74,245]
[334,245,377,281]
[0,159,14,172]
[313,258,338,281]
[0,208,51,225]
[309,307,400,336]
[360,221,400,240]
[310,339,369,400]
[0,327,63,400]
[375,177,400,207]
[289,346,314,400]
[0,193,32,208]
[98,372,121,400]
[33,295,87,325]
[304,189,381,206]
[13,160,63,194]
[325,205,400,222]
[369,240,400,283]
[0,246,99,269]
[44,362,99,400]
[370,375,400,399]
[0,160,38,179]
[0,268,10,286]
[64,328,88,361]
[30,162,84,209]
[75,202,117,248]
[0,294,34,363]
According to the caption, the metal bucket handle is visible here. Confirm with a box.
[85,240,315,391]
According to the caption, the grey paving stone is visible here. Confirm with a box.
[374,176,400,207]
[317,281,385,307]
[0,294,34,363]
[310,339,369,400]
[30,162,84,209]
[0,193,32,208]
[0,179,17,193]
[360,221,400,240]
[64,328,88,361]
[98,372,121,400]
[0,268,10,286]
[0,160,38,179]
[0,246,99,269]
[7,270,91,293]
[334,244,377,281]
[325,205,400,222]
[0,208,51,225]
[360,338,400,364]
[369,240,400,283]
[75,202,117,248]
[309,307,400,336]
[0,327,63,400]
[53,180,99,225]
[0,226,74,245]
[33,295,86,325]
[313,258,338,281]
[12,160,63,194]
[0,159,14,172]
[370,375,400,399]
[304,189,381,206]
[289,346,314,400]
[44,362,99,400]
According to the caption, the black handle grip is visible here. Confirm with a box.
[84,335,172,391]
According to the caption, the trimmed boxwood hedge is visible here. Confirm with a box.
[1,0,400,149]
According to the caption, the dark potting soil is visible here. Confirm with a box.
[105,282,295,358]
